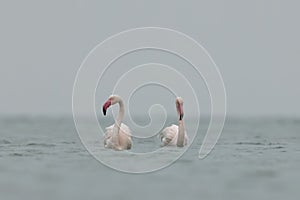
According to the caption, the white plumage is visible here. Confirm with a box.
[104,123,132,150]
[159,124,188,146]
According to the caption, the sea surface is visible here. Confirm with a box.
[0,116,300,200]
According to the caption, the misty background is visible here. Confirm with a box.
[1,2,300,200]
[0,0,299,117]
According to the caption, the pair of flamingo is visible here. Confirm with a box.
[102,95,188,150]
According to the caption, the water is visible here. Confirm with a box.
[0,116,300,200]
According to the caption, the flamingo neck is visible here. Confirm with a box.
[112,98,124,145]
[177,120,185,147]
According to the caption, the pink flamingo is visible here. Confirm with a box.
[159,97,188,147]
[102,95,132,150]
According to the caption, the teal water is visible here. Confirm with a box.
[0,116,299,200]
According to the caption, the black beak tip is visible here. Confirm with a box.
[179,114,183,120]
[103,108,106,116]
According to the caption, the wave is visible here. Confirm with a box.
[26,143,56,147]
[0,139,11,144]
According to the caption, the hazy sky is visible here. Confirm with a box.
[0,0,299,116]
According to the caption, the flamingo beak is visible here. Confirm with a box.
[102,100,111,116]
[179,105,184,120]
[177,103,184,120]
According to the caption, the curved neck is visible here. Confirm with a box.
[112,97,124,142]
[115,98,124,127]
[177,119,185,147]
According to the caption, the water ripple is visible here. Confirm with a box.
[26,143,56,147]
[0,139,11,144]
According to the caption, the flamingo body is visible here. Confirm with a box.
[159,124,188,146]
[104,123,132,150]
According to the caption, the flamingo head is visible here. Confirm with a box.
[176,97,184,120]
[102,95,119,116]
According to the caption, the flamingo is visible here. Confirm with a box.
[102,95,132,150]
[159,97,188,147]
